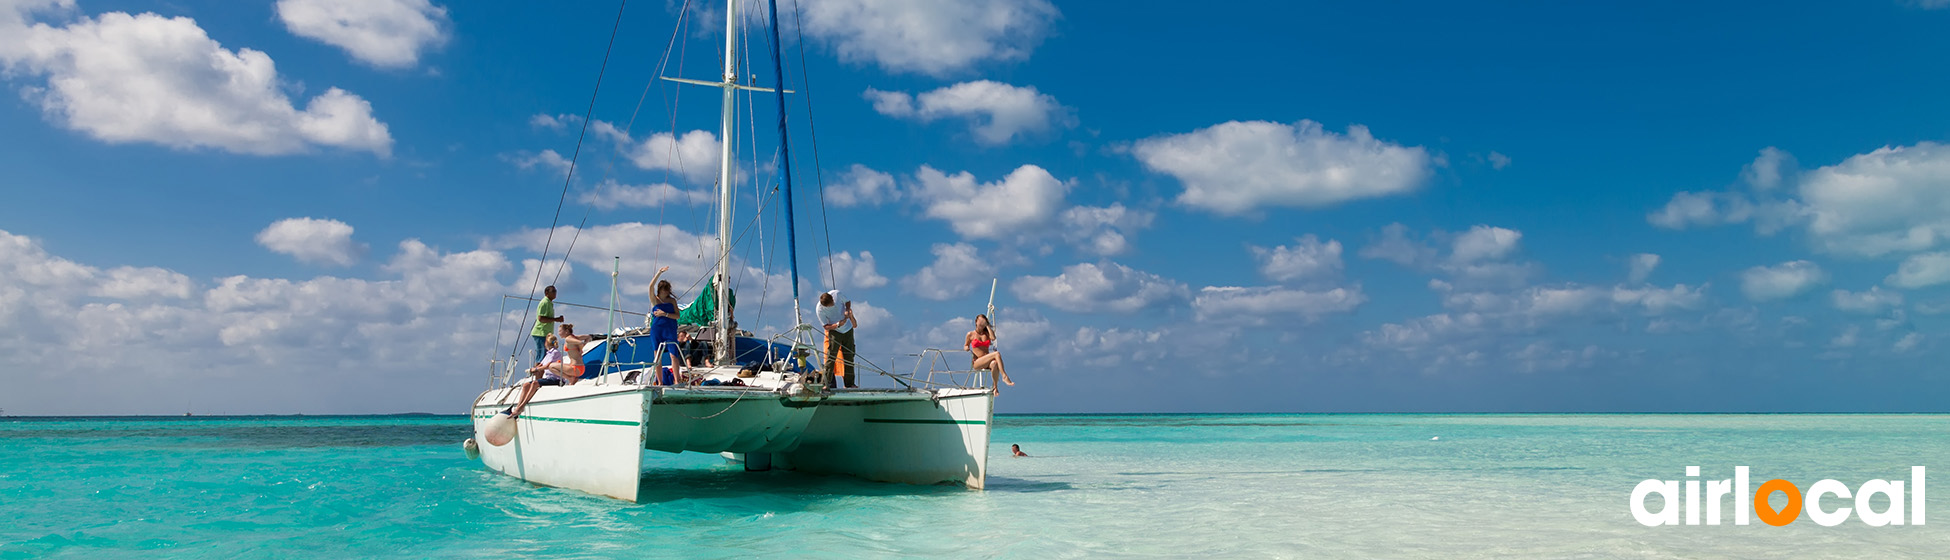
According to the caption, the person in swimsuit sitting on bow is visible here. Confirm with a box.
[965,314,1014,391]
[550,323,605,384]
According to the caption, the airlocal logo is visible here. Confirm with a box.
[1631,466,1925,527]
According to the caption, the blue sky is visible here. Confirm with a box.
[4,0,1950,414]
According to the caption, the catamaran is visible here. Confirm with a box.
[465,0,996,502]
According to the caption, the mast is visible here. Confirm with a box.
[714,0,737,364]
[766,0,804,330]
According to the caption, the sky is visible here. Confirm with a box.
[4,0,1950,415]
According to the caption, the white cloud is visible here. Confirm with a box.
[1627,253,1661,284]
[622,129,723,185]
[1647,191,1755,230]
[1830,325,1860,348]
[824,164,897,207]
[1647,148,1804,232]
[1131,120,1432,215]
[864,81,1073,145]
[1508,342,1602,374]
[255,217,366,267]
[578,180,712,209]
[910,164,1069,241]
[1252,235,1343,283]
[1886,251,1950,289]
[1742,146,1794,191]
[1012,261,1188,313]
[506,149,571,175]
[1798,143,1950,256]
[1895,332,1922,352]
[1193,285,1366,323]
[275,0,448,68]
[902,243,995,301]
[1488,151,1511,170]
[1359,223,1435,266]
[1060,203,1153,256]
[1360,223,1535,289]
[529,113,580,130]
[0,227,513,414]
[820,251,888,291]
[1832,287,1903,315]
[798,0,1059,76]
[1740,260,1826,301]
[0,2,393,156]
[1434,281,1707,321]
[1449,225,1522,264]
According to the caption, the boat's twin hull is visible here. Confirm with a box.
[470,385,992,501]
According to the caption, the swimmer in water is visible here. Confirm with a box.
[1011,444,1027,457]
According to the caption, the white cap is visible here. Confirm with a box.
[825,289,845,304]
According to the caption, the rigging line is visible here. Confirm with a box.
[788,0,836,291]
[524,0,629,310]
[556,0,694,287]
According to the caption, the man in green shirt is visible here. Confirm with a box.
[532,285,563,365]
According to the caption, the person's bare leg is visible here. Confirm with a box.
[511,376,541,417]
[994,354,1014,386]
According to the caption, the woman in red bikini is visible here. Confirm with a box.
[965,314,1014,391]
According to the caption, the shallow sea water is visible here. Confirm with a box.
[3,414,1947,558]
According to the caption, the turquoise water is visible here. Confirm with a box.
[3,414,1948,558]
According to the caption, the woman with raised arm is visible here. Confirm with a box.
[647,266,682,383]
[965,314,1014,391]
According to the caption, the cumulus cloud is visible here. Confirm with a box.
[1886,251,1950,288]
[1360,223,1534,289]
[529,113,580,130]
[1131,120,1432,215]
[798,0,1059,76]
[1832,287,1903,315]
[902,243,994,300]
[1628,253,1661,284]
[1252,235,1343,283]
[620,129,723,185]
[864,81,1073,145]
[824,164,897,207]
[1649,143,1950,258]
[275,0,449,68]
[820,251,888,291]
[1798,143,1950,256]
[0,1,393,156]
[1488,151,1511,170]
[1012,261,1188,313]
[1449,226,1522,264]
[1647,148,1804,232]
[1060,203,1153,256]
[505,149,571,175]
[910,164,1070,241]
[1740,260,1826,301]
[1193,285,1366,324]
[578,180,712,209]
[255,217,366,267]
[0,227,511,414]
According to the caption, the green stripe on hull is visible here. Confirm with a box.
[863,418,988,425]
[471,414,640,427]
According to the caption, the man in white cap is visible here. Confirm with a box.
[817,289,857,388]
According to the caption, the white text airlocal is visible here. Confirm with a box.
[1630,466,1925,527]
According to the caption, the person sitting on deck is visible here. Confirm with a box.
[551,323,605,384]
[509,334,570,418]
[966,314,1015,391]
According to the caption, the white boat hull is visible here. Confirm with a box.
[471,382,993,501]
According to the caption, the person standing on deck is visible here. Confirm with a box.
[818,290,857,388]
[531,285,564,365]
[647,266,681,382]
